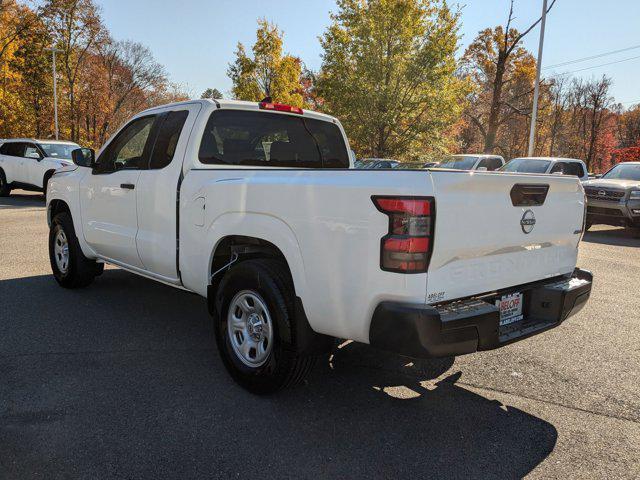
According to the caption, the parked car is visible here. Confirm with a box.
[583,162,640,234]
[356,158,400,169]
[46,99,592,393]
[436,154,505,171]
[0,138,80,196]
[500,157,589,182]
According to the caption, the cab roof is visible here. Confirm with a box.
[138,98,338,123]
[0,138,78,145]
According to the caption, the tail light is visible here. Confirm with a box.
[372,196,435,273]
[259,102,304,114]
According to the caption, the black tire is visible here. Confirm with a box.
[214,259,316,394]
[0,169,10,197]
[49,212,102,288]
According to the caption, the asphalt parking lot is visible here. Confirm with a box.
[1,191,639,479]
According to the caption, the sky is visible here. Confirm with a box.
[98,0,640,106]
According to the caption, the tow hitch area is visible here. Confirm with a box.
[369,268,593,359]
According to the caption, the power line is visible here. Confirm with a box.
[548,54,640,78]
[543,44,640,70]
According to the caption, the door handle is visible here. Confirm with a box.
[120,183,135,190]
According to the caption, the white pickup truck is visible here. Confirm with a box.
[46,99,592,393]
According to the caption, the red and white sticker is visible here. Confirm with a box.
[496,292,524,326]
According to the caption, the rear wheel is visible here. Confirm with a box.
[49,212,102,288]
[0,170,10,197]
[214,259,317,394]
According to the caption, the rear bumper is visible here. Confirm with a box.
[369,268,593,359]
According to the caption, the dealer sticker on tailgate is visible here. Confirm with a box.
[496,292,524,326]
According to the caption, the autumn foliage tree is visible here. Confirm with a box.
[228,19,304,107]
[317,0,467,160]
[0,0,186,147]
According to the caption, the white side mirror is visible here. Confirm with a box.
[26,151,41,160]
[476,166,488,172]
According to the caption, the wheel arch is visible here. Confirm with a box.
[43,169,56,189]
[207,235,333,356]
[47,198,71,226]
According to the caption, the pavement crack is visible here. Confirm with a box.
[458,380,640,425]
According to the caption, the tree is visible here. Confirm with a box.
[227,19,303,107]
[44,0,105,141]
[460,0,556,153]
[201,87,222,99]
[618,105,640,148]
[317,0,467,160]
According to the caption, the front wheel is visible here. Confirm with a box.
[0,170,10,197]
[49,212,103,288]
[214,259,317,394]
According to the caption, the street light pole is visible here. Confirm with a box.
[528,0,548,157]
[46,47,63,140]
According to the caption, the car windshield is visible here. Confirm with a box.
[500,158,551,174]
[438,155,478,170]
[38,142,79,159]
[602,163,640,181]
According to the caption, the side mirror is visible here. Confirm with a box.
[595,174,603,179]
[26,151,42,160]
[476,166,488,171]
[71,147,95,168]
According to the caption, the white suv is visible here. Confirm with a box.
[0,139,80,196]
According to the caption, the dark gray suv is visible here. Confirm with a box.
[583,162,640,235]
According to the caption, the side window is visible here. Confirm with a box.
[477,158,491,170]
[24,144,41,160]
[1,142,25,157]
[563,162,582,177]
[549,162,565,174]
[149,111,189,169]
[95,116,156,173]
[487,158,503,171]
[576,163,585,178]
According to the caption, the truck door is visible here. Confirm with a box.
[79,115,157,268]
[135,103,201,280]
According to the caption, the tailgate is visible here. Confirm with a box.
[426,171,585,303]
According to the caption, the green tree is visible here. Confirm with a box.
[317,0,467,159]
[201,87,222,99]
[227,19,303,107]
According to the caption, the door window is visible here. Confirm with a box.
[95,116,156,173]
[24,144,41,160]
[149,111,189,169]
[0,142,25,157]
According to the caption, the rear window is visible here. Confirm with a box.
[199,110,349,168]
[438,155,478,170]
[501,158,551,174]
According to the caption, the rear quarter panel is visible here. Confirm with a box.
[179,169,433,343]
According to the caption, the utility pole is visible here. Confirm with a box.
[46,46,63,140]
[528,0,548,157]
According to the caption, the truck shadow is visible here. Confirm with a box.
[582,227,640,247]
[0,270,557,479]
[0,191,45,210]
